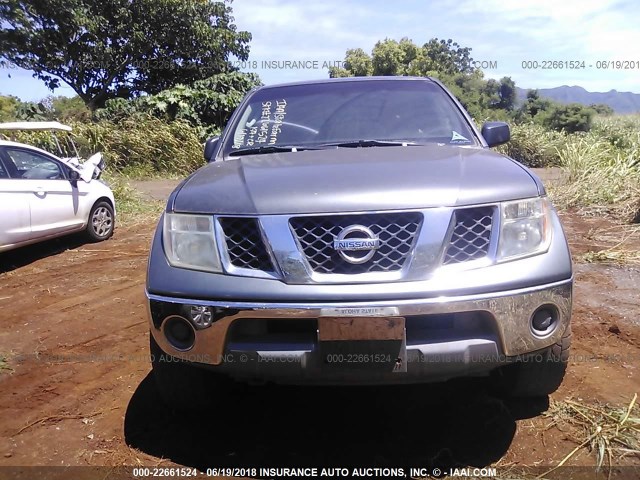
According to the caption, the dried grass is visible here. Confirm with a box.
[581,224,640,265]
[540,395,640,477]
[0,354,12,374]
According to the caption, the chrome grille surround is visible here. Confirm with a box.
[210,205,500,284]
[289,212,423,275]
[443,206,495,265]
[217,217,275,273]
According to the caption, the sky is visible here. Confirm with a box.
[1,0,639,101]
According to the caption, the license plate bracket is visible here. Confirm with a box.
[318,316,407,373]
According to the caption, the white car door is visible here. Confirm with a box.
[2,147,87,238]
[0,157,32,250]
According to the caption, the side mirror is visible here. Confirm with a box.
[481,122,510,147]
[204,137,219,162]
[68,169,80,181]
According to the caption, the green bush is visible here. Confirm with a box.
[540,103,595,133]
[96,72,260,140]
[590,103,615,116]
[515,91,596,133]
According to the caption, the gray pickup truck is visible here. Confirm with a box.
[146,77,573,409]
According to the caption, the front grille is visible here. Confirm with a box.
[443,207,494,264]
[290,213,422,275]
[218,217,274,271]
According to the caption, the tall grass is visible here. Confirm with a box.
[496,116,640,223]
[552,116,640,222]
[1,115,204,178]
[72,115,204,177]
[497,122,568,168]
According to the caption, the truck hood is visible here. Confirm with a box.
[172,145,542,215]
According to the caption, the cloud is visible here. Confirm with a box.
[232,0,378,60]
[230,0,639,91]
[1,0,638,99]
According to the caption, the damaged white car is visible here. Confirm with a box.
[0,121,115,252]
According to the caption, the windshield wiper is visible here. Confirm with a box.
[318,139,419,148]
[228,145,317,157]
[228,140,419,156]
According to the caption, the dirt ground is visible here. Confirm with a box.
[0,177,639,478]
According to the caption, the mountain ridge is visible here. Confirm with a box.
[515,85,640,114]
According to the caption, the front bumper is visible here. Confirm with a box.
[147,278,572,385]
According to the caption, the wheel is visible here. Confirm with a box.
[491,326,572,397]
[149,334,231,411]
[86,200,114,242]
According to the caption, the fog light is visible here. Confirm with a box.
[188,305,213,328]
[531,306,558,337]
[164,315,196,351]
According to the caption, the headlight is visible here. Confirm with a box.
[162,213,222,272]
[497,197,552,261]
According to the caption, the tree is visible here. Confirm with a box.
[0,0,251,110]
[331,37,475,79]
[0,95,20,121]
[497,76,516,111]
[329,37,518,120]
[14,101,49,120]
[371,38,407,76]
[417,38,473,75]
[483,78,501,107]
[344,48,374,77]
[47,95,92,122]
[516,89,553,120]
[329,48,373,78]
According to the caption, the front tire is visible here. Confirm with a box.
[491,326,571,397]
[86,200,114,242]
[149,334,231,411]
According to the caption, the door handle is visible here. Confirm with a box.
[34,187,47,198]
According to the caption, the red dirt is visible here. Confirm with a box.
[0,208,639,476]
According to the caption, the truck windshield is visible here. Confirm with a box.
[223,79,479,156]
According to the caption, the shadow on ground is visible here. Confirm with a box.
[124,373,548,470]
[0,234,88,274]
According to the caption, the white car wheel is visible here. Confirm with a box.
[86,201,114,241]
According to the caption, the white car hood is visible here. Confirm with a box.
[61,152,104,182]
